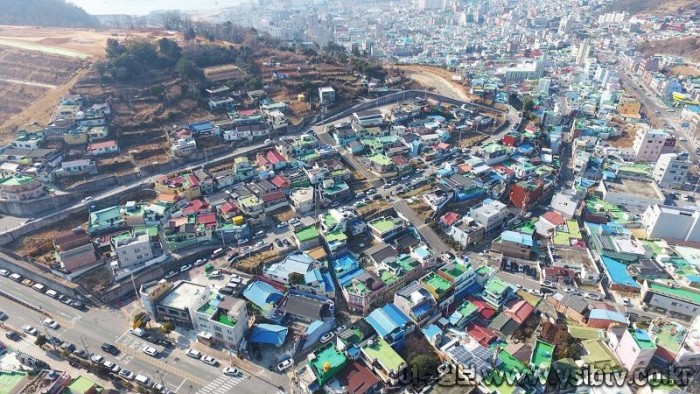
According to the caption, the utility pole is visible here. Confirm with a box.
[79,336,91,358]
[38,316,56,351]
[131,274,143,309]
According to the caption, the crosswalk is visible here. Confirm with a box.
[195,374,246,394]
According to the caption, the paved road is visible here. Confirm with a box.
[0,274,286,393]
[392,199,451,254]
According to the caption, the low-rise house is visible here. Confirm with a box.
[88,206,126,235]
[481,276,515,308]
[282,293,334,323]
[0,175,45,201]
[290,187,315,213]
[111,230,155,267]
[53,228,98,273]
[57,159,97,176]
[87,140,119,155]
[360,337,406,386]
[241,280,285,318]
[153,281,211,327]
[364,304,414,350]
[614,328,656,372]
[587,309,629,329]
[295,225,321,250]
[394,281,439,327]
[368,216,407,242]
[263,251,321,285]
[447,217,485,248]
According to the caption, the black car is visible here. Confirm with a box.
[60,342,76,352]
[47,336,63,346]
[101,343,119,355]
[70,301,86,311]
[73,349,88,359]
[5,331,21,341]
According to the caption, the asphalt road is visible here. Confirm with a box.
[0,274,285,393]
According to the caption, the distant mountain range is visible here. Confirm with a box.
[604,0,698,16]
[0,0,100,28]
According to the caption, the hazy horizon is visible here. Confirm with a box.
[68,0,247,16]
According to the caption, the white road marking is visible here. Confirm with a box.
[174,377,188,393]
[114,329,130,343]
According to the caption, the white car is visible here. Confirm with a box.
[142,346,158,357]
[119,369,135,380]
[43,318,59,330]
[277,222,287,228]
[180,264,192,273]
[622,297,632,306]
[22,325,38,336]
[90,354,104,363]
[334,325,347,334]
[186,348,202,359]
[202,355,219,366]
[320,332,334,343]
[103,361,120,374]
[0,269,9,276]
[82,196,93,203]
[223,367,240,376]
[585,293,602,301]
[277,359,293,372]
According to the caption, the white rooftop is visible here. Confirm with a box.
[159,281,210,311]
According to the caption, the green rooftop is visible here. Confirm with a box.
[580,339,622,371]
[421,272,452,296]
[652,322,685,353]
[295,225,319,243]
[369,217,404,234]
[568,326,604,340]
[483,142,505,154]
[324,230,347,243]
[216,313,236,327]
[345,280,370,295]
[553,220,582,246]
[585,196,627,223]
[0,371,27,394]
[323,213,338,228]
[380,269,398,285]
[494,348,528,374]
[440,263,467,280]
[361,338,405,372]
[197,301,218,316]
[395,255,419,271]
[68,376,100,393]
[368,154,393,166]
[648,282,700,305]
[456,300,477,317]
[309,344,348,386]
[0,174,37,186]
[484,276,511,296]
[530,340,555,371]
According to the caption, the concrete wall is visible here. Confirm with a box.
[0,193,76,217]
[0,248,85,299]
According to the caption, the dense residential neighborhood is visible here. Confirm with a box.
[1,0,700,394]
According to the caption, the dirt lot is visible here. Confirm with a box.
[7,213,86,263]
[396,64,478,102]
[236,249,280,274]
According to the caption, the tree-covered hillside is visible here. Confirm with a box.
[0,0,99,27]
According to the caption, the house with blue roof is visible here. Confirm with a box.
[263,252,335,296]
[587,309,628,329]
[364,303,414,350]
[422,324,443,346]
[490,230,535,260]
[600,256,641,292]
[241,280,284,318]
[249,323,288,347]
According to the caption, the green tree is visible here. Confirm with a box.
[160,321,175,335]
[158,38,182,61]
[523,96,535,112]
[184,27,196,41]
[106,38,126,58]
[288,272,305,285]
[408,354,439,383]
[34,334,47,347]
[176,57,204,82]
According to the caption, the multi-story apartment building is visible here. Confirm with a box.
[632,128,671,162]
[0,175,45,201]
[642,204,700,243]
[652,152,690,188]
[111,230,154,267]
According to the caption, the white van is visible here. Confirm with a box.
[32,283,46,292]
[134,374,152,387]
[130,328,145,337]
[9,273,21,282]
[211,248,225,258]
[45,290,58,298]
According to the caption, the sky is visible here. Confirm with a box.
[68,0,245,16]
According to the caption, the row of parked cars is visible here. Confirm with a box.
[0,269,86,310]
[185,348,241,376]
[92,340,168,391]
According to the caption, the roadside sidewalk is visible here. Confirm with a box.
[1,327,114,389]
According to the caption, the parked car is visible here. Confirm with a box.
[186,348,202,359]
[277,223,287,229]
[70,301,86,311]
[541,280,557,288]
[103,361,121,374]
[282,239,291,247]
[208,270,223,279]
[101,343,119,355]
[622,297,632,306]
[73,349,88,359]
[5,331,20,341]
[366,188,376,195]
[334,325,347,334]
[90,354,104,364]
[277,359,293,372]
[180,264,192,273]
[0,269,8,276]
[0,310,6,320]
[584,293,602,301]
[82,196,93,203]
[119,369,135,380]
[400,174,411,180]
[223,367,240,376]
[320,332,334,343]
[22,325,38,336]
[202,355,219,366]
[43,318,59,330]
[142,346,158,357]
[195,259,206,267]
[164,271,178,279]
